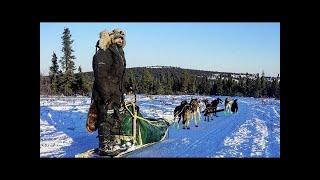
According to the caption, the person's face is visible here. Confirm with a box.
[114,37,123,46]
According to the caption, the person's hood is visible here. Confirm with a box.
[98,29,126,50]
[98,30,112,51]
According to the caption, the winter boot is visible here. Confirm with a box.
[98,135,127,157]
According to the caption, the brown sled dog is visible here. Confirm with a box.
[86,100,98,133]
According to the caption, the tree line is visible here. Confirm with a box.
[124,68,280,99]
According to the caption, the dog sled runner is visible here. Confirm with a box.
[75,129,169,158]
[76,101,171,158]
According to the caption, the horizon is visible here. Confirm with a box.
[41,65,280,78]
[40,23,280,77]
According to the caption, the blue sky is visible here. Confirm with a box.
[40,23,280,77]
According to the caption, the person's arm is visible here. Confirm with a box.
[120,51,126,105]
[92,50,112,103]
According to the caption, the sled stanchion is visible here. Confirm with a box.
[132,103,137,144]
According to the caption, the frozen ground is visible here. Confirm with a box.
[40,95,280,158]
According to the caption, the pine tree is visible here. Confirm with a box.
[126,72,134,93]
[198,76,210,95]
[188,75,196,94]
[40,72,49,95]
[275,74,280,99]
[216,74,223,95]
[181,69,189,93]
[211,81,217,95]
[40,72,43,94]
[270,77,277,98]
[246,73,255,97]
[49,52,59,94]
[155,79,165,95]
[141,68,153,94]
[82,72,91,96]
[74,66,85,95]
[222,78,228,96]
[125,70,136,93]
[172,74,180,94]
[60,27,76,96]
[276,80,280,99]
[237,76,245,96]
[56,70,64,95]
[165,72,173,94]
[261,71,267,97]
[244,73,249,96]
[254,73,261,97]
[226,74,234,96]
[205,76,211,95]
[197,77,204,95]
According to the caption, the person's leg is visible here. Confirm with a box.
[98,99,127,156]
[97,100,113,154]
[109,101,122,137]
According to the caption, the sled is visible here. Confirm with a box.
[76,100,171,158]
[75,128,168,158]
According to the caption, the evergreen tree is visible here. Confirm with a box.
[244,73,249,96]
[141,68,153,94]
[270,77,277,98]
[126,70,136,93]
[226,74,234,95]
[198,76,210,95]
[49,52,59,94]
[275,74,280,99]
[172,74,180,93]
[246,74,255,97]
[205,76,211,95]
[60,27,76,96]
[188,75,196,94]
[73,66,88,95]
[276,80,280,99]
[40,72,50,95]
[237,76,245,96]
[155,79,165,95]
[222,78,228,96]
[82,72,92,95]
[181,69,190,93]
[254,73,261,97]
[165,72,173,94]
[216,74,223,95]
[56,70,64,95]
[211,81,218,95]
[261,71,267,97]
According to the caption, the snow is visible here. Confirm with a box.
[40,95,280,158]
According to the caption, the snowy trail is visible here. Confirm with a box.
[40,95,280,158]
[127,97,280,158]
[126,100,249,157]
[40,97,98,158]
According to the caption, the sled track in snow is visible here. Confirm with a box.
[40,96,280,158]
[175,107,247,157]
